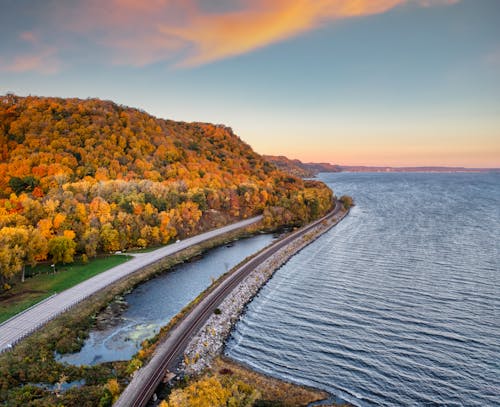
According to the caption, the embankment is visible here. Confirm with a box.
[182,206,349,375]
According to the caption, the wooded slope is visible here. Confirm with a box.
[0,95,333,284]
[264,155,341,177]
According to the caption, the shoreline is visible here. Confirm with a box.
[176,205,349,404]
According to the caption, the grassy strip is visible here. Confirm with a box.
[0,223,264,406]
[0,256,131,323]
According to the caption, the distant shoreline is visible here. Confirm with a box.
[263,154,500,178]
[332,166,500,173]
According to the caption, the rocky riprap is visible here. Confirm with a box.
[181,210,346,376]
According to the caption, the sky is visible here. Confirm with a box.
[1,0,499,167]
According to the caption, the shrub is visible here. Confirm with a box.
[340,195,354,209]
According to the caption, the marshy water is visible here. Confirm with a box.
[59,233,276,365]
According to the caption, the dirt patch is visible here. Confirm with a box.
[0,290,46,305]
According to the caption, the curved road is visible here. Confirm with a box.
[115,201,345,407]
[0,216,262,353]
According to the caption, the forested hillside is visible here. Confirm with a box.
[263,155,316,178]
[264,155,341,177]
[0,94,333,287]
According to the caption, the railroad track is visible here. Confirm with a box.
[115,201,344,407]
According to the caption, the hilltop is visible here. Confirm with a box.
[0,94,333,286]
[263,155,340,178]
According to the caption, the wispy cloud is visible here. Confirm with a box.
[19,31,38,44]
[484,47,500,68]
[2,0,460,72]
[1,31,61,74]
[4,48,61,75]
[418,0,459,7]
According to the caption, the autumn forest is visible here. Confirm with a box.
[0,94,333,289]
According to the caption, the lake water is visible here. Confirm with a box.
[226,173,500,406]
[59,233,276,365]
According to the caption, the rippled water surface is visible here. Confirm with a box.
[226,173,500,406]
[60,233,275,365]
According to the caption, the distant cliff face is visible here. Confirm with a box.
[263,155,341,178]
[263,155,316,178]
[263,154,497,175]
[0,95,333,280]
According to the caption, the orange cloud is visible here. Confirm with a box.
[161,0,405,67]
[100,0,459,67]
[3,0,460,72]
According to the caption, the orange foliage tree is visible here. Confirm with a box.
[0,95,334,287]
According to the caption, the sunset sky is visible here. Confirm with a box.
[1,0,499,167]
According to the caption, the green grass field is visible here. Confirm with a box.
[0,255,131,323]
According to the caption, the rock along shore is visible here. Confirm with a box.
[181,207,349,375]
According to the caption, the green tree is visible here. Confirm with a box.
[340,195,354,209]
[100,223,120,252]
[8,176,39,194]
[48,236,76,271]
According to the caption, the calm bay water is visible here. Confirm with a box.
[226,173,500,406]
[59,233,275,365]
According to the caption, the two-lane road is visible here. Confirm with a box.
[0,216,262,353]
